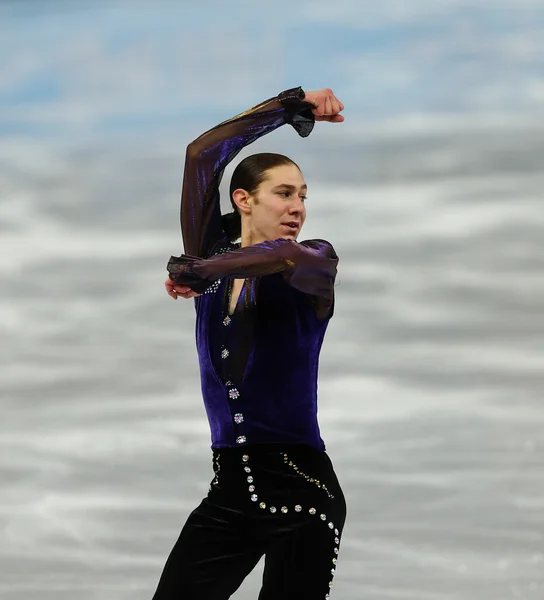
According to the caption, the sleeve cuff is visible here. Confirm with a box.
[278,86,315,138]
[167,255,213,294]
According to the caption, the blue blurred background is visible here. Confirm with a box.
[1,1,544,599]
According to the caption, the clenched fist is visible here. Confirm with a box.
[303,88,344,122]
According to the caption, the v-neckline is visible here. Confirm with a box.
[206,276,259,387]
[227,277,246,317]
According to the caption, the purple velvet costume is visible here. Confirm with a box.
[167,87,339,452]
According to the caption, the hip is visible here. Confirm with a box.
[207,442,346,521]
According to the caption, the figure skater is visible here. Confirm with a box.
[155,86,346,600]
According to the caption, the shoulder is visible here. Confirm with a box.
[298,238,339,260]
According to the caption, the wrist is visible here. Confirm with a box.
[279,86,306,102]
[278,86,315,138]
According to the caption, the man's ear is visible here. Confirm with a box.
[232,189,252,215]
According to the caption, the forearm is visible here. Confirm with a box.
[168,239,338,298]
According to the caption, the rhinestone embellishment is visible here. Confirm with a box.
[234,412,244,424]
[223,316,231,326]
[203,278,222,294]
[282,452,335,498]
[236,435,247,444]
[229,388,241,400]
[202,248,230,295]
[221,348,229,359]
[240,450,341,593]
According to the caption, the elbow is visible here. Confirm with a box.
[186,141,202,162]
[186,135,212,162]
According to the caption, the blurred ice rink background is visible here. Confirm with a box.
[1,1,544,598]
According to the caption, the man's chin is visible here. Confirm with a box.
[278,230,300,240]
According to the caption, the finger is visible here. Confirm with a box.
[173,285,191,294]
[315,114,344,123]
[320,96,329,115]
[313,97,325,116]
[329,93,342,111]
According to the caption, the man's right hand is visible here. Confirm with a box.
[303,88,344,122]
[165,277,201,300]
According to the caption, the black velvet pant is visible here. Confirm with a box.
[151,443,347,600]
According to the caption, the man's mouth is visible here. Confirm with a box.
[281,221,300,232]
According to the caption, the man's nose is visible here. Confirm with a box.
[290,197,305,213]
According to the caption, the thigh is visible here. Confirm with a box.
[254,449,347,600]
[258,504,345,600]
[152,497,264,600]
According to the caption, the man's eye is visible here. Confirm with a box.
[300,195,307,202]
[278,191,289,197]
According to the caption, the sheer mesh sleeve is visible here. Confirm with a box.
[179,87,315,260]
[167,238,338,301]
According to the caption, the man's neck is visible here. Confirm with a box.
[240,230,266,248]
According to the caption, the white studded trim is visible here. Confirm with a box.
[203,279,222,295]
[211,452,220,487]
[203,246,232,295]
[239,450,342,600]
[282,452,335,498]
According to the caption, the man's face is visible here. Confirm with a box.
[247,164,307,244]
